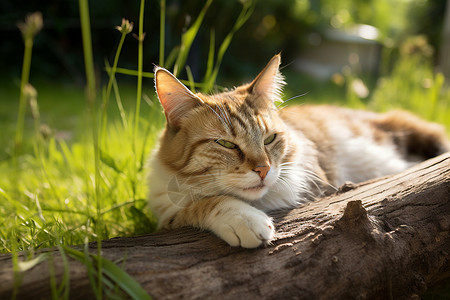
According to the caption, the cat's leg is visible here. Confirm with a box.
[204,198,275,248]
[156,194,275,248]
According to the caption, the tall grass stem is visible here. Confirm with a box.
[15,39,33,156]
[159,0,166,66]
[102,31,127,146]
[14,12,42,189]
[78,0,102,297]
[133,0,146,201]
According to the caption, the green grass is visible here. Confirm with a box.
[0,79,163,252]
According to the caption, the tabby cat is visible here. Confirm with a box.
[147,54,449,248]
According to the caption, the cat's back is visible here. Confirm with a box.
[279,104,379,160]
[280,104,449,157]
[279,105,379,185]
[279,104,376,133]
[279,104,449,186]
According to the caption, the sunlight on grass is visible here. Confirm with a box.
[0,114,162,252]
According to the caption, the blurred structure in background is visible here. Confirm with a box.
[295,25,381,80]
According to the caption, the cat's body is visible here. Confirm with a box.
[147,54,449,248]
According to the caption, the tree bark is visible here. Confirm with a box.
[1,153,450,300]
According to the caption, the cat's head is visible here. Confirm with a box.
[154,54,292,202]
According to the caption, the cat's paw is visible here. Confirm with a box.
[214,209,275,248]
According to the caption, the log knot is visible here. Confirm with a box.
[340,200,368,224]
[336,182,358,194]
[336,201,390,246]
[330,200,377,243]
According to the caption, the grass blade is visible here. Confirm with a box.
[17,253,49,272]
[100,149,123,174]
[63,246,151,300]
[57,244,71,299]
[164,45,180,69]
[185,65,196,92]
[96,253,152,300]
[202,0,255,92]
[204,29,215,83]
[110,67,154,78]
[173,0,213,76]
[112,73,129,130]
[113,67,210,88]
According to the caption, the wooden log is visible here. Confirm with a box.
[1,153,450,299]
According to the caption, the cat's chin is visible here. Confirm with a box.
[234,169,280,201]
[237,184,270,201]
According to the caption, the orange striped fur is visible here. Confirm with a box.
[147,54,449,248]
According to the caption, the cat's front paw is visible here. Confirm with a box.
[214,209,275,248]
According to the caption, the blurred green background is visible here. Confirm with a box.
[1,0,447,82]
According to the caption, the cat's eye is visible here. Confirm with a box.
[216,139,238,149]
[264,133,277,145]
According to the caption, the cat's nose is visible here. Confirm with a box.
[253,164,270,180]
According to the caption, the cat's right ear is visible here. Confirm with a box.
[154,67,202,129]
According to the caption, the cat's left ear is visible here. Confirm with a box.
[248,54,285,103]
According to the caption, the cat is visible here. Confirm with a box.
[147,54,450,248]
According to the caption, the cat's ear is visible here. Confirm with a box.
[248,54,285,102]
[154,67,202,129]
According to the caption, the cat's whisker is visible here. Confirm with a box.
[276,176,297,199]
[303,169,338,192]
[278,165,336,197]
[277,92,309,107]
[279,162,338,193]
